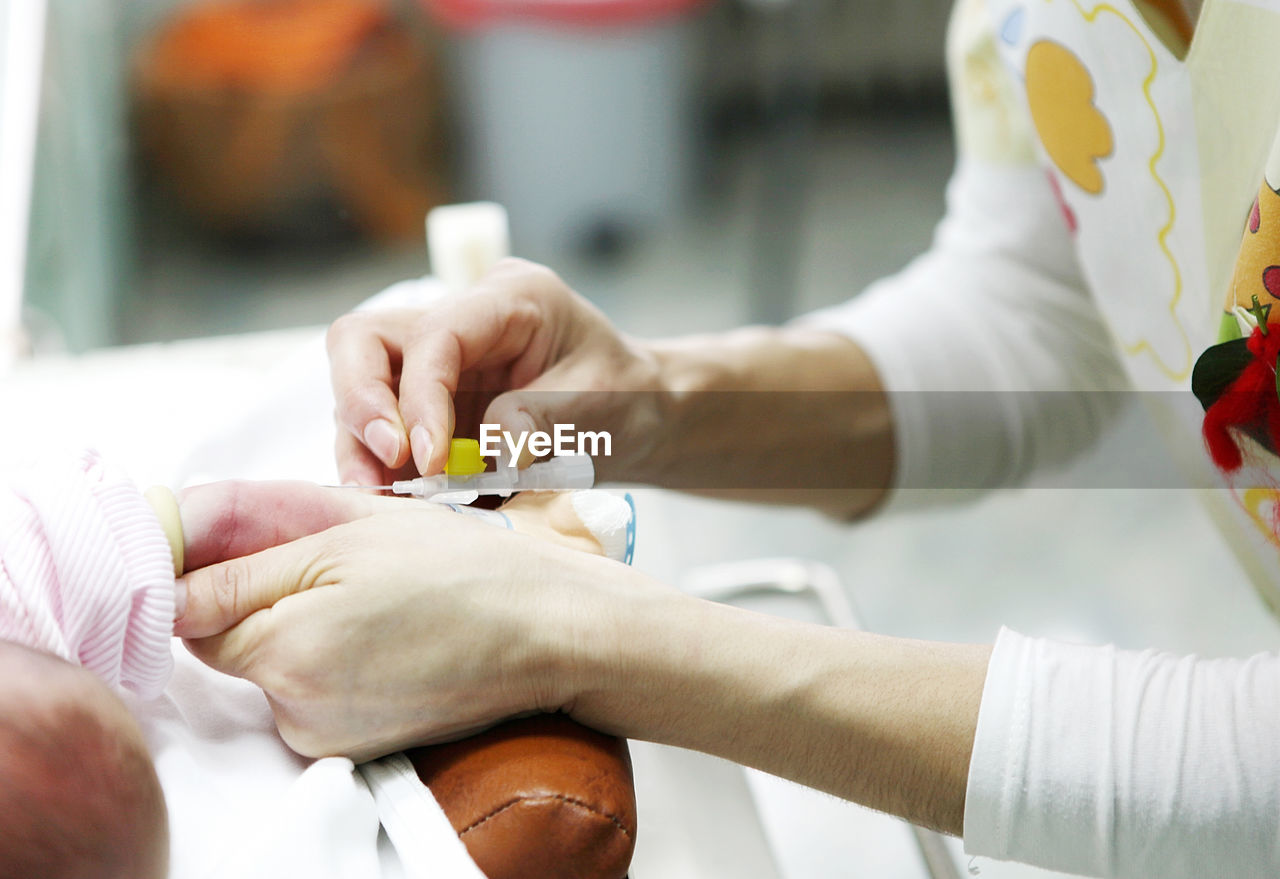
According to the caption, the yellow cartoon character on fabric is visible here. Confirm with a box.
[1025,38,1113,197]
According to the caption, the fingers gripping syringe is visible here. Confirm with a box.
[381,439,595,504]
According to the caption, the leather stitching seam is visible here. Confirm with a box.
[458,794,634,841]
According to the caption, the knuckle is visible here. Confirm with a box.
[492,256,535,276]
[493,257,562,291]
[325,312,364,352]
[335,383,378,421]
[206,562,252,625]
[403,313,450,356]
[406,315,445,345]
[525,261,563,289]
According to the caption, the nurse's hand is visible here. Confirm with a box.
[326,258,664,486]
[173,484,986,837]
[326,257,896,518]
[174,500,649,762]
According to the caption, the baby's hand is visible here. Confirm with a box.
[480,491,633,563]
[177,481,398,572]
[175,482,631,573]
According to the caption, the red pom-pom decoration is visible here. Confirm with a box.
[1202,326,1280,471]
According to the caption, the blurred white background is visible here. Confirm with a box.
[10,0,951,351]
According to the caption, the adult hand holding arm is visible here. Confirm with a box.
[175,499,987,836]
[327,258,895,517]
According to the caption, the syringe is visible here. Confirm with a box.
[342,438,595,504]
[390,453,595,504]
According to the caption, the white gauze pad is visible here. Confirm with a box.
[570,491,633,564]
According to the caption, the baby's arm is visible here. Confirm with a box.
[175,481,633,573]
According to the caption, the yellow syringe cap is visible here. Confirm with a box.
[444,438,487,476]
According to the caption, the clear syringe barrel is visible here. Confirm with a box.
[391,454,594,500]
[504,454,594,492]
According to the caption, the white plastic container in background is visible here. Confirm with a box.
[424,0,702,262]
[427,201,511,293]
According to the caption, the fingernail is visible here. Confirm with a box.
[363,419,402,468]
[411,425,434,474]
[173,578,188,621]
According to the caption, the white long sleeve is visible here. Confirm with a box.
[799,0,1280,870]
[810,130,1280,879]
[803,154,1130,502]
[966,628,1280,878]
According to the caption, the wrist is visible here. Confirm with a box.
[564,584,821,760]
[632,329,895,510]
[559,564,783,753]
[564,579,987,834]
[638,328,786,483]
[547,555,691,732]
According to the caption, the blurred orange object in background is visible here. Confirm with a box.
[142,0,388,95]
[133,0,447,242]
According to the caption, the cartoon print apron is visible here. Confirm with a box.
[966,0,1280,610]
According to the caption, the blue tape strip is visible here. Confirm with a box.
[623,493,636,566]
[446,503,513,530]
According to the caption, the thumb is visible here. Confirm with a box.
[174,532,330,639]
[484,383,586,469]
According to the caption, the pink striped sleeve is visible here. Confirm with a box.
[0,450,176,699]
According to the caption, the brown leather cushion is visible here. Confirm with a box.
[406,714,636,879]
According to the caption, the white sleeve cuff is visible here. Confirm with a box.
[964,627,1280,879]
